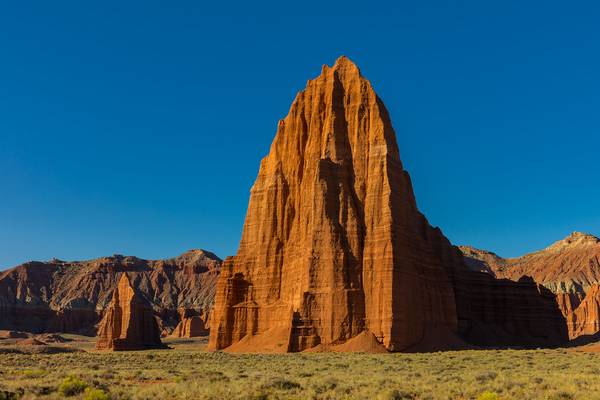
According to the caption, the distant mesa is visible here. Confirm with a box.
[96,274,166,351]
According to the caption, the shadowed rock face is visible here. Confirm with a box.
[0,250,220,335]
[96,274,165,351]
[461,233,600,340]
[210,56,558,353]
[452,273,568,347]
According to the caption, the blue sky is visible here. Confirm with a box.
[1,1,599,268]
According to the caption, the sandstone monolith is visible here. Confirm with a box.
[96,274,165,351]
[208,56,461,352]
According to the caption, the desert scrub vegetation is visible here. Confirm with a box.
[0,347,599,399]
[57,377,88,396]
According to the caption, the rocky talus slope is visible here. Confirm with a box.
[208,56,567,352]
[0,250,220,335]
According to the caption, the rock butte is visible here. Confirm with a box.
[96,274,165,351]
[208,56,568,353]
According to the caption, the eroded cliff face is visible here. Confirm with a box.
[209,56,467,352]
[0,250,220,334]
[453,273,568,347]
[96,274,165,351]
[567,284,600,339]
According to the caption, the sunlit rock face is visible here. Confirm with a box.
[96,274,165,351]
[208,56,462,352]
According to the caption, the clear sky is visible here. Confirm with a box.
[1,1,599,268]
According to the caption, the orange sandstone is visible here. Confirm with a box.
[171,308,209,338]
[209,56,463,352]
[95,274,165,351]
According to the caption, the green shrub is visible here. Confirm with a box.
[550,392,574,400]
[261,377,301,390]
[475,371,498,383]
[22,368,46,378]
[312,378,338,393]
[477,392,499,400]
[58,376,88,396]
[378,389,415,400]
[0,391,20,400]
[83,388,110,400]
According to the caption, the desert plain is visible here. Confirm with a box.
[2,335,600,400]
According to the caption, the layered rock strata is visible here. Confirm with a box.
[461,232,600,294]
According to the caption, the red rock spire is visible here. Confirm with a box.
[208,57,459,352]
[96,274,165,351]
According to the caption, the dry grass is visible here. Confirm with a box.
[0,336,599,399]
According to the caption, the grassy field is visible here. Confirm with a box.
[1,336,599,400]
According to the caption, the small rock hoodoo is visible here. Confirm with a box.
[96,274,165,350]
[171,308,209,338]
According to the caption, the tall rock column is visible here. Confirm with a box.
[96,274,165,351]
[209,56,460,352]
